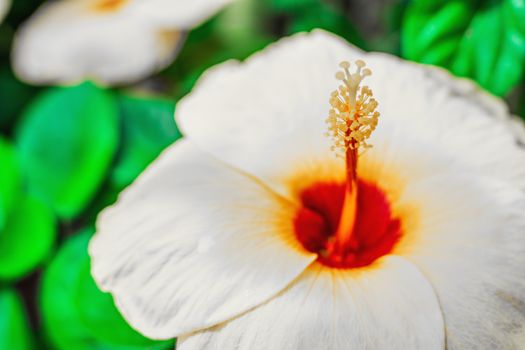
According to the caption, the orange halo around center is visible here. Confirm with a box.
[91,0,128,13]
[285,158,416,269]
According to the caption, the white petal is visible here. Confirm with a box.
[176,30,363,195]
[338,50,525,345]
[89,139,316,339]
[178,256,445,350]
[359,126,525,348]
[363,55,525,190]
[129,0,232,28]
[12,0,182,85]
[398,175,525,349]
[177,30,525,194]
[0,0,10,23]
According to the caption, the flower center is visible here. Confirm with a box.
[91,0,128,13]
[292,60,396,268]
[293,180,402,268]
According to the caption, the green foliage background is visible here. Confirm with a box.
[0,0,524,349]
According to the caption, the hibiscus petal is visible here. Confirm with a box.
[177,30,525,194]
[89,140,316,339]
[176,30,361,196]
[12,0,183,85]
[130,0,233,29]
[364,54,525,190]
[391,173,525,349]
[178,256,445,350]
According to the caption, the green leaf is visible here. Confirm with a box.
[0,67,37,130]
[84,186,120,225]
[402,0,525,96]
[0,194,55,280]
[520,90,525,119]
[41,230,174,350]
[0,24,14,57]
[167,0,274,98]
[214,0,271,47]
[112,94,181,190]
[0,289,34,350]
[0,138,20,231]
[15,82,119,219]
[41,230,92,350]
[75,262,168,348]
[288,2,366,49]
[269,0,317,10]
[177,35,272,98]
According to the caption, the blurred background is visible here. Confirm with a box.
[1,0,524,349]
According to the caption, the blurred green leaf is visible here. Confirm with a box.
[5,0,46,27]
[368,1,408,54]
[0,288,34,350]
[288,2,366,49]
[402,0,525,96]
[215,0,270,47]
[269,0,317,10]
[177,35,272,97]
[0,24,13,58]
[84,185,120,225]
[0,67,37,130]
[0,194,55,280]
[41,229,92,350]
[0,137,20,230]
[212,0,274,65]
[112,94,181,190]
[75,262,169,348]
[41,230,174,350]
[520,90,525,119]
[166,0,274,98]
[15,82,119,219]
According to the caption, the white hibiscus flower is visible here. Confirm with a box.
[0,0,10,23]
[89,30,525,349]
[12,0,231,85]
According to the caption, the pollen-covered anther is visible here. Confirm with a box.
[325,60,380,156]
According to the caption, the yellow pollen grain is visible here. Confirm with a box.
[325,60,380,157]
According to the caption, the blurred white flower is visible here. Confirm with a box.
[89,30,525,349]
[12,0,231,85]
[0,0,10,23]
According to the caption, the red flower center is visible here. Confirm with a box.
[293,180,402,268]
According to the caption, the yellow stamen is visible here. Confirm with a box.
[325,60,380,254]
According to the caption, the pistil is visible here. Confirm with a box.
[325,60,379,256]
